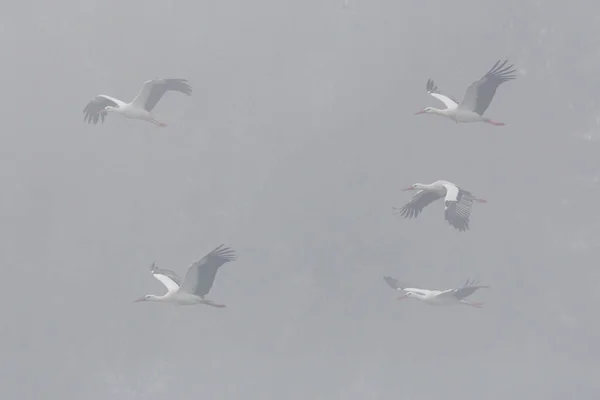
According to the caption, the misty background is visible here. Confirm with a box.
[1,0,599,399]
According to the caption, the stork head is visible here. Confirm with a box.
[397,291,419,300]
[414,107,434,115]
[133,294,158,302]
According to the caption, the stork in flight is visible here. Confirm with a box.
[83,78,192,127]
[415,59,516,125]
[134,244,236,307]
[383,276,489,307]
[393,180,486,232]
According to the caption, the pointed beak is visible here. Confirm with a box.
[133,297,146,302]
[397,295,408,300]
[401,187,415,191]
[414,110,426,115]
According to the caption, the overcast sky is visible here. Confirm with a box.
[1,1,599,399]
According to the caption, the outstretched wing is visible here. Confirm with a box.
[132,78,192,112]
[82,95,119,124]
[426,79,459,109]
[150,262,182,293]
[394,190,442,219]
[444,188,476,232]
[179,245,237,297]
[383,276,412,291]
[439,279,489,300]
[459,59,516,115]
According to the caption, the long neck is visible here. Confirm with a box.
[429,108,450,117]
[415,183,436,191]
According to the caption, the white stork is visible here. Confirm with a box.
[393,180,486,232]
[83,78,192,127]
[415,59,516,125]
[384,276,489,307]
[134,244,236,307]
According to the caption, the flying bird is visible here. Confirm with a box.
[383,276,489,307]
[415,59,516,125]
[134,244,236,307]
[83,78,192,127]
[393,180,486,232]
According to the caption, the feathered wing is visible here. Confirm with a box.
[179,245,237,297]
[439,279,489,300]
[383,276,412,291]
[83,95,119,124]
[426,79,459,109]
[132,78,192,112]
[150,262,182,293]
[394,190,442,219]
[459,59,517,115]
[444,189,476,232]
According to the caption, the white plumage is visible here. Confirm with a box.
[83,78,192,127]
[415,59,516,125]
[384,276,489,307]
[134,245,236,307]
[393,180,486,232]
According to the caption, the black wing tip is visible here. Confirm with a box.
[463,278,489,288]
[161,78,192,95]
[445,198,474,231]
[446,213,470,231]
[450,221,470,232]
[426,78,438,92]
[210,244,237,262]
[383,276,399,289]
[83,97,111,124]
[486,59,517,81]
[392,206,414,219]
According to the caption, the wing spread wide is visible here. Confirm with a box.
[440,279,489,300]
[83,96,119,124]
[179,244,237,297]
[444,189,476,232]
[394,190,442,219]
[150,263,181,293]
[132,78,192,112]
[383,276,412,291]
[459,59,516,115]
[426,79,459,109]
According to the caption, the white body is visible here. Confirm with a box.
[415,60,516,126]
[394,180,486,232]
[427,103,487,123]
[383,276,488,308]
[135,245,236,307]
[100,95,155,121]
[83,78,192,127]
[400,288,473,306]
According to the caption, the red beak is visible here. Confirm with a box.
[401,187,415,191]
[133,297,146,302]
[415,110,426,115]
[397,295,408,300]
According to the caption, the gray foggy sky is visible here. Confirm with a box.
[1,0,599,399]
